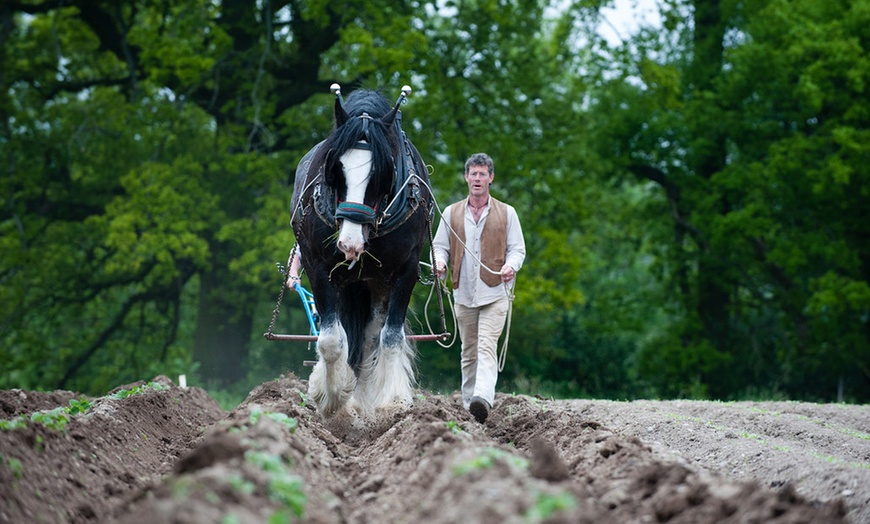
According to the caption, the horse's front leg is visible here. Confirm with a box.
[358,262,418,412]
[307,289,357,417]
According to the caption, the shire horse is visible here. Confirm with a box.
[290,85,432,417]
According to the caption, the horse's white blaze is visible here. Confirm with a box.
[337,147,373,261]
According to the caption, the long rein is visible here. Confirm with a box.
[411,170,518,371]
[289,167,517,370]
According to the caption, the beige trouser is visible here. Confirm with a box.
[455,296,509,410]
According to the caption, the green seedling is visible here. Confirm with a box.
[452,447,528,476]
[108,381,169,400]
[446,420,464,435]
[245,450,306,518]
[228,474,256,495]
[525,491,577,521]
[31,407,70,431]
[0,416,27,431]
[67,397,92,415]
[248,409,298,433]
[2,454,24,480]
[269,473,306,517]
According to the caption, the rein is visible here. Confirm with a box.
[425,186,518,369]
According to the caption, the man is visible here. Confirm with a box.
[433,153,526,423]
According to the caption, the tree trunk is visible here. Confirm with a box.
[690,0,731,362]
[193,268,252,386]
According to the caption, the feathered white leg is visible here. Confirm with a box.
[308,322,356,416]
[357,323,415,416]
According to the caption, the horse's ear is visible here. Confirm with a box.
[332,83,349,127]
[382,85,411,126]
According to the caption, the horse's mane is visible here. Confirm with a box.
[316,89,400,201]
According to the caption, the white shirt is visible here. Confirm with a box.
[433,200,525,308]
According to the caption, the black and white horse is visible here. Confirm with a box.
[290,85,432,417]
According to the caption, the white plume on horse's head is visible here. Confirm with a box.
[331,83,350,127]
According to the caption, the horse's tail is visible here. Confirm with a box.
[339,281,372,374]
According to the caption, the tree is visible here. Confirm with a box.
[586,0,870,400]
[1,0,426,391]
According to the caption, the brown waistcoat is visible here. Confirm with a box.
[448,197,507,289]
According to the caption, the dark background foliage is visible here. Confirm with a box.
[2,0,868,404]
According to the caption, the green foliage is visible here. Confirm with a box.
[108,381,169,400]
[2,0,868,402]
[248,408,298,433]
[446,420,464,435]
[66,397,92,415]
[1,454,24,480]
[452,447,528,476]
[0,417,27,431]
[525,491,577,521]
[30,407,70,431]
[245,450,306,518]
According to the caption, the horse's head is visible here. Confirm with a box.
[320,85,409,262]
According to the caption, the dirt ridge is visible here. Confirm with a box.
[1,374,865,523]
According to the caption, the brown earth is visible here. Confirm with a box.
[1,373,868,523]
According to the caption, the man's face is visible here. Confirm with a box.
[464,164,493,198]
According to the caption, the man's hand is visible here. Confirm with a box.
[500,265,515,283]
[435,260,447,279]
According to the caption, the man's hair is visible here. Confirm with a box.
[464,152,494,175]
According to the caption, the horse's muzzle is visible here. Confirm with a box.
[336,222,369,262]
[337,239,365,261]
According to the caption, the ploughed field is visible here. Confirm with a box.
[1,374,868,523]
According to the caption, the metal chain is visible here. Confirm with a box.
[265,261,289,338]
[266,244,299,338]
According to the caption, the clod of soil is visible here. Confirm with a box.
[1,374,867,523]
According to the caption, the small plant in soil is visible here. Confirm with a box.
[525,491,577,521]
[452,447,528,476]
[2,454,24,480]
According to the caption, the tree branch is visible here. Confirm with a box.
[628,163,708,250]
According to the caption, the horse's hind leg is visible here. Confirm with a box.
[308,321,356,416]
